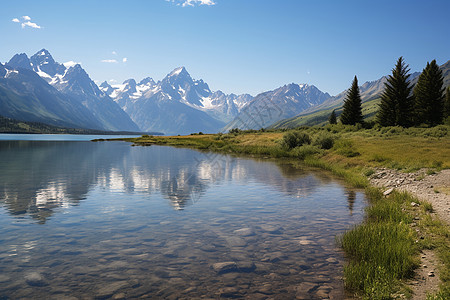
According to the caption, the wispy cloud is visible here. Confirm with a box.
[101,59,118,63]
[12,16,42,29]
[22,21,41,29]
[167,0,216,7]
[122,57,128,63]
[112,51,117,55]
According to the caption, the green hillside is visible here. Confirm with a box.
[273,60,449,129]
[272,98,381,128]
[0,115,160,135]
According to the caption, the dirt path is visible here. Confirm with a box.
[369,168,450,299]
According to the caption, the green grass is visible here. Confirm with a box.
[339,188,419,299]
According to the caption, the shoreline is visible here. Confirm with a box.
[105,126,449,298]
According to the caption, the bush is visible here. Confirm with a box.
[281,131,311,149]
[291,145,322,159]
[314,132,335,149]
[229,128,242,134]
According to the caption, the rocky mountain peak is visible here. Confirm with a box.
[122,79,137,93]
[7,53,33,70]
[139,77,155,86]
[30,49,65,77]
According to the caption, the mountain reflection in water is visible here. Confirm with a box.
[0,139,366,299]
[2,141,337,222]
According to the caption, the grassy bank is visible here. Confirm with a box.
[108,125,449,299]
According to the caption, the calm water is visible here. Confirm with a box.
[0,137,366,299]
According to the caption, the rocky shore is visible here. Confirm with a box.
[370,168,450,299]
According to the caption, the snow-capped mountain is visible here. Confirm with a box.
[0,62,106,129]
[6,49,139,132]
[223,83,331,131]
[101,67,254,134]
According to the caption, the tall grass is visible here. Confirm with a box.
[339,188,419,299]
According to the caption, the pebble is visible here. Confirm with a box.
[383,188,394,196]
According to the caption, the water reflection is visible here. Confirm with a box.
[346,189,356,215]
[0,140,366,299]
[0,141,338,220]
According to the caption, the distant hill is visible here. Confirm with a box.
[0,115,161,135]
[223,83,330,131]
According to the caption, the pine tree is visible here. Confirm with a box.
[377,57,414,127]
[329,110,337,124]
[445,87,450,120]
[413,60,445,126]
[340,76,363,125]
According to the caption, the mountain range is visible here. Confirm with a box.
[4,50,139,132]
[99,66,253,135]
[1,49,449,134]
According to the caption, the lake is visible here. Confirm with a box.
[0,135,366,299]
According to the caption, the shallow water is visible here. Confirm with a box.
[0,139,366,299]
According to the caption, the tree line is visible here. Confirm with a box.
[329,57,450,127]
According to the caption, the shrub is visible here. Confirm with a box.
[281,131,311,149]
[291,145,322,159]
[229,128,241,134]
[314,132,335,149]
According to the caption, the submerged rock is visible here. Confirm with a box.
[233,228,254,236]
[96,281,129,298]
[212,262,237,274]
[25,272,47,287]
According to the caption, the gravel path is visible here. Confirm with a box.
[369,168,450,299]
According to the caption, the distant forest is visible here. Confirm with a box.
[0,116,160,135]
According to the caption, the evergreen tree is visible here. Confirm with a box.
[445,87,450,120]
[377,57,414,127]
[340,76,363,125]
[329,109,337,124]
[413,60,445,126]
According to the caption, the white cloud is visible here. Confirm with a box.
[12,16,42,29]
[101,59,118,63]
[122,57,127,63]
[109,79,117,83]
[21,21,41,29]
[167,0,216,7]
[112,51,117,55]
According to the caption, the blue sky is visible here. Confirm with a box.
[1,0,449,96]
